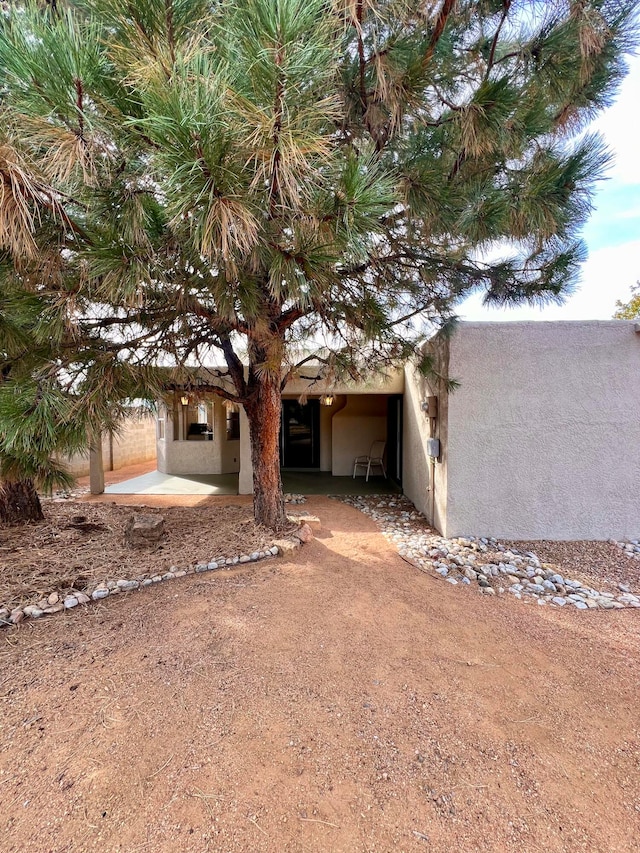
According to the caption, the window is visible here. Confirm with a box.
[157,417,165,440]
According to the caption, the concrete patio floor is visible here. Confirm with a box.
[282,471,400,496]
[104,470,239,496]
[104,469,401,496]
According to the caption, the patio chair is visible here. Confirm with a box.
[353,440,387,481]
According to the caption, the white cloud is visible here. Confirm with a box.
[592,53,640,185]
[607,204,640,222]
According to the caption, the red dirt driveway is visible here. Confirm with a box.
[1,497,639,852]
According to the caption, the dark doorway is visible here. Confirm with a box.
[386,395,403,484]
[280,400,320,469]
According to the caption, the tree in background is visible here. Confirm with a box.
[0,0,636,529]
[613,282,640,318]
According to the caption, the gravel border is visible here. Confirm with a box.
[335,495,640,613]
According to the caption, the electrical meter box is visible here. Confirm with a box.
[427,438,440,459]
[421,396,438,417]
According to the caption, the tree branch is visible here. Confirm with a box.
[421,0,456,71]
[219,334,246,399]
[486,1,512,78]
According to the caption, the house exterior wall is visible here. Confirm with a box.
[282,371,404,398]
[402,343,449,532]
[319,395,346,471]
[216,402,241,474]
[158,434,219,475]
[157,397,240,476]
[443,321,640,540]
[220,436,241,474]
[331,395,388,476]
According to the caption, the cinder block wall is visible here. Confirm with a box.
[62,412,157,477]
[109,413,157,470]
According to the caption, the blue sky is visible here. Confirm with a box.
[461,52,640,322]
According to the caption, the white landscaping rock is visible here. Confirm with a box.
[335,494,638,615]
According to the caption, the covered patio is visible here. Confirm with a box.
[148,368,405,497]
[104,469,400,496]
[87,368,405,498]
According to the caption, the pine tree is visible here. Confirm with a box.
[0,274,146,522]
[0,0,636,529]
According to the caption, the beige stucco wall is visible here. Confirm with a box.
[158,434,219,475]
[443,321,640,540]
[283,370,404,398]
[216,402,241,474]
[319,395,346,471]
[332,395,388,476]
[402,349,449,532]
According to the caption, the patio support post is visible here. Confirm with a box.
[238,404,253,495]
[89,432,105,495]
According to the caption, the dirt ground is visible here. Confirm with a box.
[1,495,639,853]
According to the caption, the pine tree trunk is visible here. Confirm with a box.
[0,478,44,524]
[245,373,287,531]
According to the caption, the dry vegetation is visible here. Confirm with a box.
[0,500,275,611]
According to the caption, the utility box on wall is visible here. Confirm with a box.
[427,438,440,459]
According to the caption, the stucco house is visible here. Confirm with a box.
[92,320,640,541]
[403,320,640,541]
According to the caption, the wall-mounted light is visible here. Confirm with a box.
[180,395,189,406]
[320,394,334,406]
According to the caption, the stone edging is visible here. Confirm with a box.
[0,517,316,629]
[614,539,640,559]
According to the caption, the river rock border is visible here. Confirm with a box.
[614,539,640,559]
[284,493,307,505]
[0,518,315,629]
[336,495,640,612]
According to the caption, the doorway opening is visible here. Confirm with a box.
[386,395,403,485]
[280,399,320,469]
